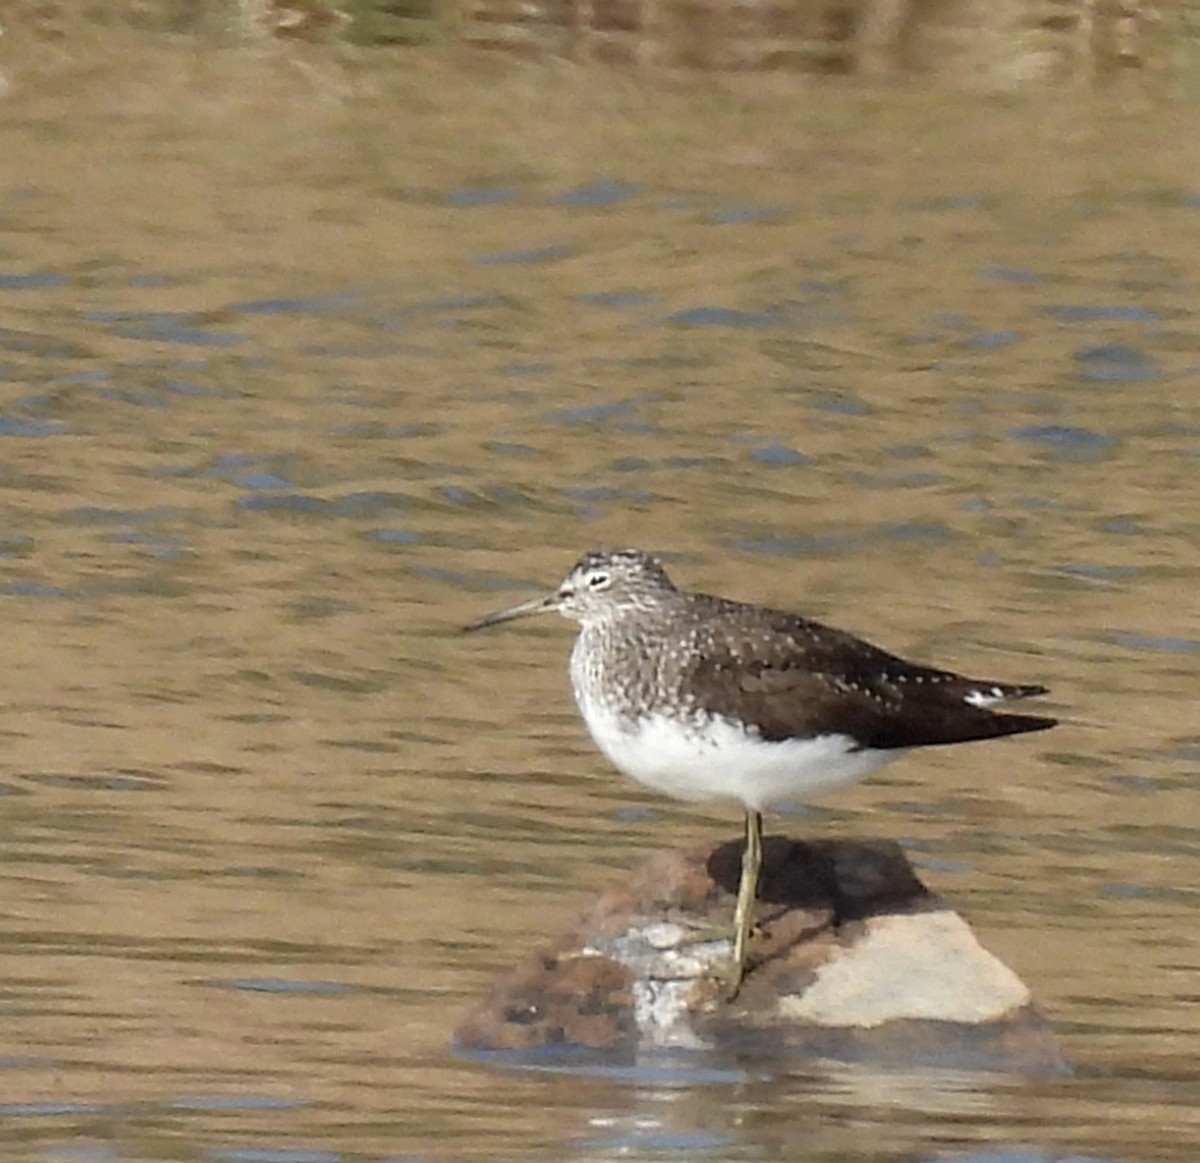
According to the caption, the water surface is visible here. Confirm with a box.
[0,41,1198,1163]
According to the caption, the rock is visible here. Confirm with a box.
[454,836,1066,1074]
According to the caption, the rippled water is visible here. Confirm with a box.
[0,42,1198,1163]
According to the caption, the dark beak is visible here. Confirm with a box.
[464,591,560,632]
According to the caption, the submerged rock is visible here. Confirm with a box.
[454,836,1065,1074]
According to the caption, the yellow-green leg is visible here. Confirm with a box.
[729,809,763,998]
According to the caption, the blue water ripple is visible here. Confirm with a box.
[929,312,971,328]
[236,492,410,517]
[1009,424,1115,449]
[964,330,1023,348]
[484,441,537,456]
[574,1128,737,1153]
[576,291,657,308]
[364,529,422,545]
[170,1095,309,1111]
[1111,633,1200,653]
[472,245,570,266]
[236,472,293,490]
[1041,304,1162,322]
[662,306,778,328]
[208,978,355,995]
[446,186,518,207]
[850,471,946,488]
[710,204,788,224]
[403,292,507,315]
[553,179,640,207]
[3,580,72,598]
[40,1145,119,1161]
[0,272,70,289]
[978,267,1044,284]
[811,392,870,415]
[887,443,931,459]
[162,379,217,396]
[228,296,355,316]
[1055,564,1138,580]
[562,486,652,503]
[545,400,635,424]
[106,531,190,559]
[1074,343,1160,382]
[0,536,33,557]
[0,1101,106,1117]
[88,310,246,347]
[499,361,551,376]
[0,415,65,436]
[64,506,178,525]
[921,1152,1120,1163]
[749,445,811,466]
[733,533,864,556]
[922,194,990,210]
[207,1150,341,1163]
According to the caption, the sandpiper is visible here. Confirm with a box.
[466,548,1055,997]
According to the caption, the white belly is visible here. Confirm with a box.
[577,702,901,812]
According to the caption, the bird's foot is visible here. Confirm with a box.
[690,949,755,1004]
[646,916,761,1003]
[693,922,765,1002]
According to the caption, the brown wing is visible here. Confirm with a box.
[679,599,1055,750]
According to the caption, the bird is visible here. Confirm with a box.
[465,548,1055,997]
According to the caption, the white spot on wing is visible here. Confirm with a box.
[963,685,1006,708]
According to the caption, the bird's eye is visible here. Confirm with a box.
[588,572,611,589]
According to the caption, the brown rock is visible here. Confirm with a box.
[454,836,1065,1074]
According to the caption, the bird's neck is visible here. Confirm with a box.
[570,612,668,722]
